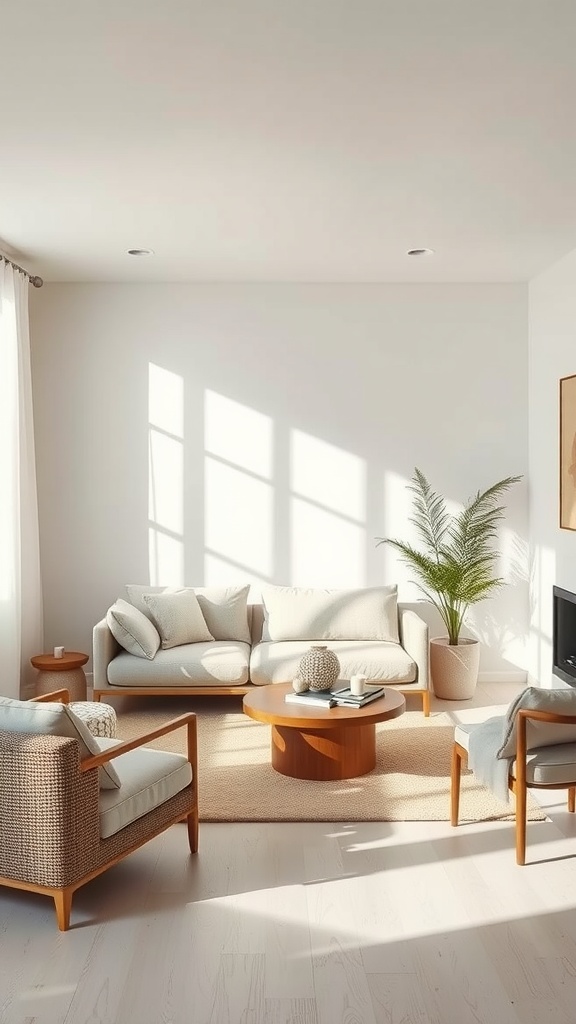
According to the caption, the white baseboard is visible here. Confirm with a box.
[477,671,528,684]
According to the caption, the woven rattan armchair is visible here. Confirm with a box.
[0,690,198,930]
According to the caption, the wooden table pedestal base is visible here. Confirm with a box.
[271,722,376,780]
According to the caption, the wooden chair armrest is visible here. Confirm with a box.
[30,689,70,704]
[80,712,197,772]
[518,708,576,726]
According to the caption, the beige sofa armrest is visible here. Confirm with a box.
[93,617,121,690]
[398,607,429,690]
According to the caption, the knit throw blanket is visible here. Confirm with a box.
[467,686,576,804]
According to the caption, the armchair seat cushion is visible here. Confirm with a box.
[520,744,576,787]
[455,720,576,787]
[249,640,416,686]
[107,641,251,687]
[96,738,192,838]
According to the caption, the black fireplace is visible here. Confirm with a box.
[553,586,576,686]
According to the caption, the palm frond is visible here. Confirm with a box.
[376,470,521,645]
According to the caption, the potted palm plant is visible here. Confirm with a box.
[377,468,522,699]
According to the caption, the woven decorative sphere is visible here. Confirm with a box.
[297,646,340,691]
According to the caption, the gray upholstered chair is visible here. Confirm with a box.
[451,687,576,864]
[0,689,198,929]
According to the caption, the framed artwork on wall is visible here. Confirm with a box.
[560,373,576,531]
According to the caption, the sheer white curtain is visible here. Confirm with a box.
[0,260,43,697]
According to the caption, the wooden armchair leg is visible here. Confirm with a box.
[54,888,73,931]
[450,743,463,826]
[187,808,199,854]
[515,782,527,866]
[569,787,576,813]
[422,690,430,717]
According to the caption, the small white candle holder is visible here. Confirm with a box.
[53,646,65,659]
[350,674,367,696]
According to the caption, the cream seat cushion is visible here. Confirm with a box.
[250,640,416,686]
[456,722,576,787]
[107,641,251,687]
[96,738,192,839]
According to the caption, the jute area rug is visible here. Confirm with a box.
[113,696,547,824]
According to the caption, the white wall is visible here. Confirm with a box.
[30,283,528,675]
[529,249,576,686]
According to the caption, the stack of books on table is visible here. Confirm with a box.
[285,685,386,709]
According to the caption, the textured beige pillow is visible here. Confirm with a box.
[126,584,251,643]
[195,585,251,643]
[0,697,121,789]
[261,585,399,643]
[107,598,161,659]
[143,589,214,649]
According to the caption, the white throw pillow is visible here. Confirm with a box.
[260,585,399,643]
[126,584,251,643]
[195,585,251,643]
[107,598,161,659]
[0,697,121,789]
[143,589,214,649]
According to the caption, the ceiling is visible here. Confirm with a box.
[3,0,576,284]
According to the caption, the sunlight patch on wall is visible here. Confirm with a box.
[290,430,366,587]
[204,391,273,584]
[291,431,365,520]
[205,460,273,579]
[380,469,417,597]
[205,391,272,478]
[148,363,184,585]
[529,540,556,686]
[291,500,365,587]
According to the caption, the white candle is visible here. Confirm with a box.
[54,646,65,659]
[350,674,366,696]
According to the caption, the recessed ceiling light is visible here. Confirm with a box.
[407,248,435,257]
[127,248,155,257]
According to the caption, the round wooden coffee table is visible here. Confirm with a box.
[243,683,406,781]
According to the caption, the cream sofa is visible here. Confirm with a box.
[93,584,431,714]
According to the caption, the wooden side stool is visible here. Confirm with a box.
[30,652,89,701]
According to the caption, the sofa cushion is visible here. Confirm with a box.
[142,589,214,649]
[260,585,399,643]
[107,641,251,687]
[96,738,192,838]
[249,640,416,686]
[0,698,121,789]
[107,598,161,659]
[126,584,251,643]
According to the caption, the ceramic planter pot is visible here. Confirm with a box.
[430,636,480,700]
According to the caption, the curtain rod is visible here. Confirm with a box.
[0,252,43,288]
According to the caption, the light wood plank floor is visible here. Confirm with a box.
[2,681,576,1024]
